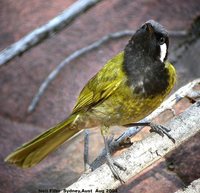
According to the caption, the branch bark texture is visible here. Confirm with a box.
[62,101,200,191]
[0,0,102,67]
[175,178,200,193]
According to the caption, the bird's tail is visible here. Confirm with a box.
[5,114,80,168]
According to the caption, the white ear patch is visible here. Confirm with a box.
[160,43,167,62]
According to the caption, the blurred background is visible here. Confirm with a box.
[0,0,200,192]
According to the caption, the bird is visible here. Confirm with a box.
[5,20,176,183]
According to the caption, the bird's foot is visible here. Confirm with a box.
[149,123,175,143]
[106,154,126,184]
[101,126,126,183]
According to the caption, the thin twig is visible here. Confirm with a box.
[168,30,187,37]
[0,0,103,67]
[28,30,187,113]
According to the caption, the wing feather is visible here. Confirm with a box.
[72,52,125,113]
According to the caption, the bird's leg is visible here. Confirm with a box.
[124,122,175,143]
[101,126,126,183]
[84,129,91,171]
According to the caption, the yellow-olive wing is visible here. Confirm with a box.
[72,52,125,114]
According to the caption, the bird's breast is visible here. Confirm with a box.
[91,62,176,126]
[74,62,176,128]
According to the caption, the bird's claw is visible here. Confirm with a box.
[106,155,126,184]
[149,123,175,143]
[113,160,126,171]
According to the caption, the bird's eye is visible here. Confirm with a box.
[159,37,165,45]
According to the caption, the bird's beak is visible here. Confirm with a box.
[146,23,154,34]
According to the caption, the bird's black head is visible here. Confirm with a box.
[124,20,171,96]
[126,20,169,63]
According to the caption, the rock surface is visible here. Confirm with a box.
[0,0,200,192]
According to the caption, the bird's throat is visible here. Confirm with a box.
[123,44,170,96]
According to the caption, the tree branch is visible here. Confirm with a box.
[27,30,187,113]
[0,0,102,67]
[175,178,200,193]
[61,99,200,191]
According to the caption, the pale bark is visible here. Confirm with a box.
[175,178,200,193]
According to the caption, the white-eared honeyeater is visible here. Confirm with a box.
[5,20,176,182]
